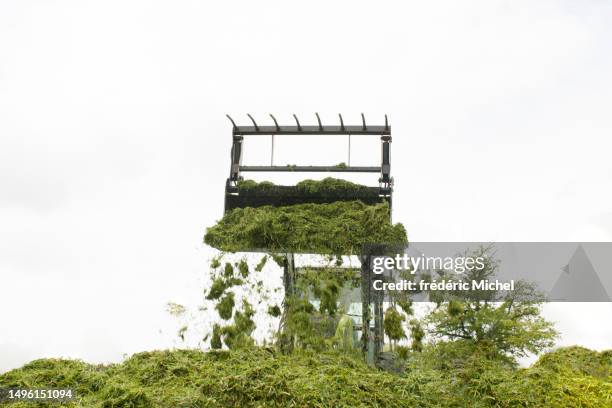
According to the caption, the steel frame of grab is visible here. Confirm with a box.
[225,113,392,191]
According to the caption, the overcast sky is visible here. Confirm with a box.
[1,0,611,373]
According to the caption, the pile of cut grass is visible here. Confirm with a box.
[2,346,610,407]
[204,201,407,254]
[237,177,380,199]
[226,177,386,209]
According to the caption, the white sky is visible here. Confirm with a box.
[1,0,611,373]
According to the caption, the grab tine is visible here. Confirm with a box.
[226,114,238,130]
[247,113,259,131]
[269,114,280,131]
[293,114,302,131]
[315,112,323,131]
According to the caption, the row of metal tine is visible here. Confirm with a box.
[226,113,389,132]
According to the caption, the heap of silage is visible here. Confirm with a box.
[1,346,610,407]
[238,177,378,197]
[237,177,380,200]
[209,177,406,254]
[205,200,406,254]
[226,177,388,210]
[201,178,406,352]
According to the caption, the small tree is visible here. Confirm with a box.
[426,246,558,364]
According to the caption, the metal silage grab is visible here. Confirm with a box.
[222,113,392,363]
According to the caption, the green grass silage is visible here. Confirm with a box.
[204,200,407,255]
[1,346,610,407]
